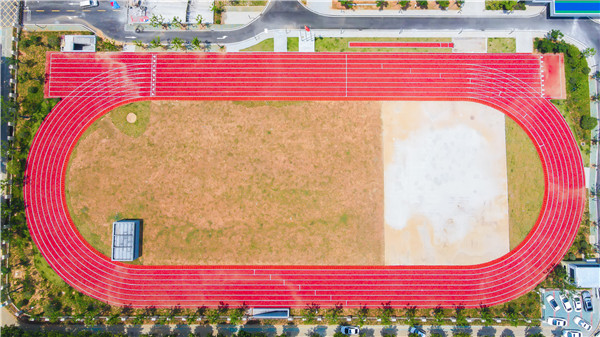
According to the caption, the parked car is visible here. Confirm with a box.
[562,330,582,337]
[573,296,583,312]
[582,291,594,312]
[546,294,560,311]
[341,326,360,336]
[546,317,568,326]
[573,316,592,331]
[409,326,426,337]
[560,293,573,312]
[79,0,98,8]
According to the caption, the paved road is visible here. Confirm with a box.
[23,1,600,54]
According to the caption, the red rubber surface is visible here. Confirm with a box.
[348,42,454,48]
[29,52,584,308]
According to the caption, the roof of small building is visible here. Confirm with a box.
[62,35,96,52]
[112,220,139,261]
[570,263,600,288]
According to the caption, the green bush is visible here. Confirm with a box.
[581,115,597,130]
[417,0,428,8]
[27,86,39,94]
[47,36,61,49]
[437,0,450,8]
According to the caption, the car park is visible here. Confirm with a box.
[560,293,573,312]
[409,327,426,337]
[547,294,560,311]
[574,316,592,331]
[573,296,583,312]
[341,326,360,335]
[582,291,594,312]
[562,330,582,337]
[547,317,568,326]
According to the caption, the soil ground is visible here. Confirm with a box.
[66,101,384,265]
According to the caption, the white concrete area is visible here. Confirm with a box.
[382,101,510,265]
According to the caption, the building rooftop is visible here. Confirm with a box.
[61,35,96,52]
[569,263,600,288]
[112,220,140,261]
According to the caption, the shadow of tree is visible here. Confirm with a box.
[477,326,497,337]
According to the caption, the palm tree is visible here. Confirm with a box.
[191,37,202,50]
[150,36,162,49]
[375,0,388,9]
[133,40,145,50]
[195,14,204,28]
[171,37,185,51]
[171,16,183,29]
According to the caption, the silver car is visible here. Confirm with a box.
[574,316,592,331]
[562,331,582,337]
[341,326,360,335]
[546,317,567,326]
[582,291,594,312]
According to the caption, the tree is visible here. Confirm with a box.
[206,309,221,324]
[405,306,417,327]
[581,48,596,58]
[171,37,185,51]
[150,36,162,49]
[302,303,320,324]
[195,14,204,27]
[356,305,368,327]
[378,302,394,326]
[416,0,428,8]
[455,306,469,327]
[191,37,202,50]
[398,0,410,8]
[592,71,600,80]
[376,0,388,9]
[106,313,120,325]
[548,29,564,42]
[149,14,164,28]
[433,307,444,326]
[506,310,519,327]
[437,0,450,8]
[479,306,493,326]
[171,16,183,29]
[592,94,600,101]
[456,0,465,7]
[133,40,145,49]
[325,303,343,324]
[229,304,247,324]
[338,0,355,8]
[580,115,598,130]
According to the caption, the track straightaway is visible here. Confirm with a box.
[27,52,584,308]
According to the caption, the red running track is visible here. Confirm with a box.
[28,52,584,308]
[348,42,454,48]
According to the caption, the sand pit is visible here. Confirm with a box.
[382,101,510,265]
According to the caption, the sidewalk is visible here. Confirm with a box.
[303,0,546,17]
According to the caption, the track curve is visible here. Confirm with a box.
[25,52,585,308]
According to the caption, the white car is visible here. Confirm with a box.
[341,326,360,336]
[560,293,573,312]
[574,316,592,331]
[546,317,568,326]
[546,294,560,311]
[573,296,583,312]
[562,330,582,337]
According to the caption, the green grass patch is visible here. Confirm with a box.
[241,38,274,52]
[505,116,545,250]
[109,101,151,138]
[485,0,526,10]
[551,99,591,167]
[32,248,67,288]
[315,37,453,53]
[288,37,299,52]
[487,38,516,53]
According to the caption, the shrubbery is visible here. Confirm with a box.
[581,115,598,130]
[485,0,525,10]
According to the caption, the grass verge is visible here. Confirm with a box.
[288,37,299,52]
[487,38,516,53]
[505,116,545,249]
[315,37,453,52]
[240,38,273,51]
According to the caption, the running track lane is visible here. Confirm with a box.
[26,52,584,308]
[347,42,454,48]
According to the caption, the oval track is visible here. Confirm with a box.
[25,52,585,308]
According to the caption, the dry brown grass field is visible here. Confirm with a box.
[66,100,543,266]
[66,101,384,265]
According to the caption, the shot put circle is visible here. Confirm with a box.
[126,113,137,123]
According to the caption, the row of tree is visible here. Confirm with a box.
[340,0,464,10]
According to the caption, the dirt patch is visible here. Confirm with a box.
[382,101,510,265]
[66,101,384,265]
